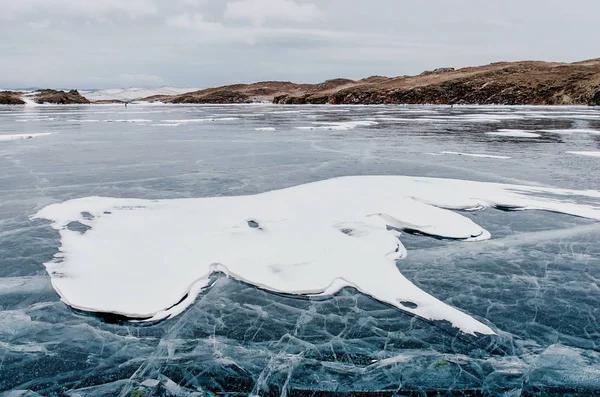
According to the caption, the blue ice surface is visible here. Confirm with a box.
[0,104,599,396]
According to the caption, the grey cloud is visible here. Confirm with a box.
[224,0,323,26]
[0,0,159,20]
[1,0,599,89]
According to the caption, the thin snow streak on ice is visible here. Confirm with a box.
[0,133,53,141]
[440,151,511,159]
[567,151,600,158]
[486,130,541,138]
[33,176,600,336]
[295,121,378,130]
[540,129,600,135]
[161,117,239,123]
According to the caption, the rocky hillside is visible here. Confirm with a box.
[0,89,90,105]
[0,91,25,105]
[145,59,600,106]
[34,89,90,104]
[2,60,599,106]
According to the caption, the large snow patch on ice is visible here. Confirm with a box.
[33,176,600,335]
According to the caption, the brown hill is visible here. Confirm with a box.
[145,59,600,106]
[0,91,25,105]
[92,99,126,104]
[35,89,90,104]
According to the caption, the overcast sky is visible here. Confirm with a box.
[1,0,599,89]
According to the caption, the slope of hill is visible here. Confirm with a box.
[0,90,90,105]
[2,59,599,106]
[145,59,600,106]
[83,87,200,102]
[34,89,90,104]
[0,91,25,105]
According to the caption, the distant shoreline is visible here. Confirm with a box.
[2,58,600,106]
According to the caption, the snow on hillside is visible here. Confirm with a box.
[82,87,200,102]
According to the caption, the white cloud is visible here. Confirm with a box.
[27,20,52,30]
[224,0,322,26]
[166,13,226,33]
[0,0,158,20]
[166,12,356,46]
[166,13,261,44]
[178,0,207,6]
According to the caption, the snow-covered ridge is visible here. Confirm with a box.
[82,87,200,102]
[33,176,600,336]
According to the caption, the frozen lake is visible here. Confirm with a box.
[1,104,599,396]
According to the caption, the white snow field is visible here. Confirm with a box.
[34,176,600,336]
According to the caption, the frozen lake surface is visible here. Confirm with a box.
[1,104,599,396]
